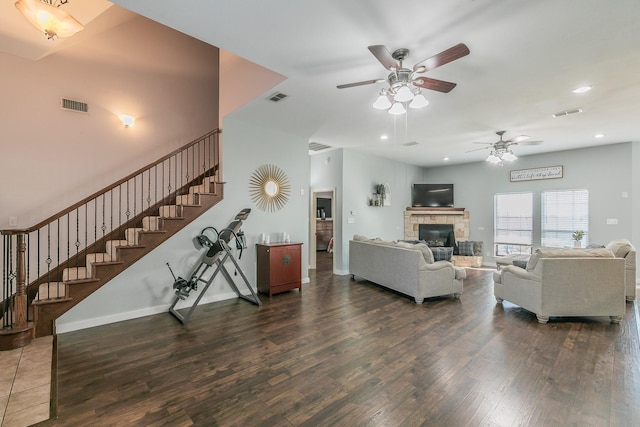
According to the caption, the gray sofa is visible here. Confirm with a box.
[494,248,626,323]
[349,236,465,304]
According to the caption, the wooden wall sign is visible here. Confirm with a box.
[510,165,563,182]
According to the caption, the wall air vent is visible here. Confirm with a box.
[60,98,88,113]
[309,142,333,152]
[552,108,582,118]
[403,141,419,147]
[267,92,288,102]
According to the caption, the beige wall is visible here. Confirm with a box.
[0,7,219,229]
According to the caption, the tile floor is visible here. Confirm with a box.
[0,336,52,427]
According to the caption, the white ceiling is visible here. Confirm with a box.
[5,0,640,167]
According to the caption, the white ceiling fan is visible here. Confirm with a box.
[467,131,543,164]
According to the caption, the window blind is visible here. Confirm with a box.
[494,192,533,255]
[541,189,589,248]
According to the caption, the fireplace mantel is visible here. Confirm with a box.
[406,207,465,215]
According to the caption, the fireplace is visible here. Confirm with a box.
[403,208,469,243]
[419,224,456,248]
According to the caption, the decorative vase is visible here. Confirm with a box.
[573,240,581,248]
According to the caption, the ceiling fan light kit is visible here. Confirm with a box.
[468,130,542,166]
[388,102,406,115]
[339,43,470,115]
[409,93,429,109]
[372,91,392,110]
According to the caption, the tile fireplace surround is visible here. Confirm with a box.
[404,208,469,242]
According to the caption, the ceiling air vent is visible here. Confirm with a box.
[552,108,582,118]
[309,142,332,152]
[267,92,288,102]
[60,98,88,113]
[403,141,419,147]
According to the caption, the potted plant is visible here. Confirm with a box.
[375,184,386,206]
[572,230,584,248]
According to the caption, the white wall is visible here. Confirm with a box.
[421,142,634,264]
[57,117,310,332]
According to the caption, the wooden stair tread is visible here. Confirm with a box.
[33,296,73,306]
[63,278,100,285]
[91,260,124,267]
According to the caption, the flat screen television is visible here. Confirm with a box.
[412,184,454,208]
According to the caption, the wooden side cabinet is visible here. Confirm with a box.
[256,242,303,296]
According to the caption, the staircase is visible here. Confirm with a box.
[1,130,223,350]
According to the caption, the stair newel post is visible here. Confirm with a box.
[14,232,28,328]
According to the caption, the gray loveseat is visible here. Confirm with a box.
[349,236,465,304]
[494,248,626,323]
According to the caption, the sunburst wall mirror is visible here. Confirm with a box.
[249,164,291,212]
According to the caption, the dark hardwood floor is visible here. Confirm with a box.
[39,267,639,426]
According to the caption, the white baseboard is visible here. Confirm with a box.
[55,291,240,334]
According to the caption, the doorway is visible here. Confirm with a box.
[310,188,335,273]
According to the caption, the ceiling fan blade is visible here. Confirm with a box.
[337,79,384,89]
[472,142,495,145]
[413,43,470,73]
[465,146,490,153]
[412,77,457,93]
[506,135,530,143]
[515,140,543,146]
[368,45,399,70]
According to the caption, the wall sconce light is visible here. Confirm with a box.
[118,114,135,128]
[15,0,84,40]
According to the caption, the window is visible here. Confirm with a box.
[541,189,589,248]
[494,192,533,256]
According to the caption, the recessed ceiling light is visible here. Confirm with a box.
[443,157,450,161]
[594,133,604,138]
[380,135,388,140]
[572,85,593,94]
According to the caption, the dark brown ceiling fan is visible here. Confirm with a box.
[336,43,470,94]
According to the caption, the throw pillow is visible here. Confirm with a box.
[395,241,415,250]
[399,239,427,245]
[353,234,369,241]
[414,243,434,264]
[586,243,605,249]
[605,239,633,258]
[526,249,542,271]
[512,260,528,269]
[431,246,453,262]
[471,241,483,256]
[459,241,474,256]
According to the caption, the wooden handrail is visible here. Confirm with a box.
[0,129,221,235]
